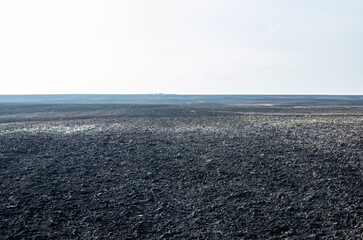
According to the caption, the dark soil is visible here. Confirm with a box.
[0,105,362,239]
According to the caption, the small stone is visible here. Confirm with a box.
[20,219,27,228]
[70,226,77,234]
[83,216,92,223]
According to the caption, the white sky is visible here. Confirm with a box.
[0,0,362,94]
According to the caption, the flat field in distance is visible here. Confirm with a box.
[0,104,362,239]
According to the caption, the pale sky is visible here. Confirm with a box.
[0,0,362,94]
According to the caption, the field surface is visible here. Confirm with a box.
[0,104,362,239]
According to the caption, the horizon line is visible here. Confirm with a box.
[0,93,362,96]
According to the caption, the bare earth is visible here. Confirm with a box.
[0,105,362,239]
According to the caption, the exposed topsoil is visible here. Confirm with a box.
[0,105,362,239]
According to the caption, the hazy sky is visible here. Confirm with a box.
[0,0,362,94]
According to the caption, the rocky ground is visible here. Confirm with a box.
[0,104,362,239]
